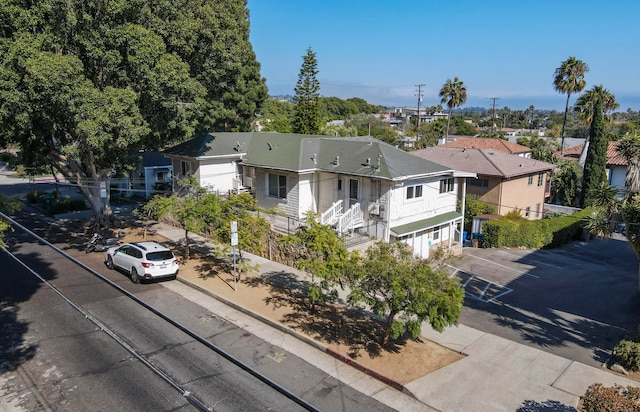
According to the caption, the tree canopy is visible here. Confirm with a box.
[292,47,321,134]
[0,0,267,225]
[439,77,467,138]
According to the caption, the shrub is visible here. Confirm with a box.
[481,209,590,249]
[614,340,640,371]
[581,383,640,411]
[26,191,44,203]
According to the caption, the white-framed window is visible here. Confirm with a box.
[267,173,287,198]
[535,203,541,218]
[525,206,531,218]
[537,172,544,187]
[432,226,440,241]
[406,184,423,199]
[527,174,533,186]
[156,171,165,181]
[439,178,455,193]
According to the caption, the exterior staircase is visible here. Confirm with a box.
[320,200,364,234]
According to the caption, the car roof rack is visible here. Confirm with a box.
[130,242,147,251]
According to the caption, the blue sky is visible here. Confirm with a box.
[247,0,640,111]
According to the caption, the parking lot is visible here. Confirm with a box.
[448,236,640,367]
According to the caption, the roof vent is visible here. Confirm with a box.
[312,153,317,164]
[331,156,340,166]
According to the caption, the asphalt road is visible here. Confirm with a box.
[452,237,640,368]
[0,207,395,412]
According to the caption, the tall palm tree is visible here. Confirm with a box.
[574,85,620,126]
[553,57,589,158]
[439,77,467,138]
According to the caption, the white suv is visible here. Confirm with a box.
[105,241,179,283]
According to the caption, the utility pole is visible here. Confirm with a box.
[489,97,500,132]
[415,84,425,130]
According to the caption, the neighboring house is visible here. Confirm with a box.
[163,132,254,194]
[413,146,555,220]
[165,132,475,259]
[110,151,172,198]
[558,141,629,195]
[439,136,532,158]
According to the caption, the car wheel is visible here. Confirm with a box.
[105,255,114,269]
[130,267,139,284]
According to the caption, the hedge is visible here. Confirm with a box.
[482,209,591,249]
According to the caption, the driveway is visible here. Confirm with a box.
[450,236,640,368]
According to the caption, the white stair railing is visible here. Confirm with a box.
[320,200,343,226]
[337,203,364,234]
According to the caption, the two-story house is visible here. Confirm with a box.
[165,132,475,259]
[413,146,555,220]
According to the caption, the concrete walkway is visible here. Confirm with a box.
[149,222,640,412]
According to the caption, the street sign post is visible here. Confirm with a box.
[231,221,238,291]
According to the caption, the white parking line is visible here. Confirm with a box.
[465,253,540,278]
[447,264,514,303]
[496,250,563,269]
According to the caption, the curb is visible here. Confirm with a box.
[175,276,409,395]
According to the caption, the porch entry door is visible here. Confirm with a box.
[349,179,359,208]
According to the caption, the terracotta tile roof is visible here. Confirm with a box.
[555,141,628,166]
[607,141,628,166]
[412,146,555,179]
[441,137,531,155]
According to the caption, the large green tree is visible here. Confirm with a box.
[581,97,608,207]
[292,47,321,134]
[439,76,467,138]
[553,56,589,157]
[347,241,464,346]
[0,0,267,226]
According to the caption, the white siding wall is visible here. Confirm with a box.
[198,160,238,192]
[297,174,316,217]
[388,177,457,227]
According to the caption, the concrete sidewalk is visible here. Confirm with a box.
[150,221,640,411]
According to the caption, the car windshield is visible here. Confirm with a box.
[146,251,174,261]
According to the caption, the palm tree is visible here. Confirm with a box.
[617,133,640,196]
[553,57,589,158]
[439,76,467,138]
[574,85,620,126]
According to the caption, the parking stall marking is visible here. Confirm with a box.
[464,253,540,279]
[449,266,513,303]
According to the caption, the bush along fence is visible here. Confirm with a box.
[481,209,591,249]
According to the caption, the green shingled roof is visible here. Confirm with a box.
[390,211,462,237]
[163,132,254,158]
[242,133,452,181]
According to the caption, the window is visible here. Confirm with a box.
[468,178,489,188]
[180,160,191,176]
[337,179,342,191]
[439,178,455,193]
[432,226,440,241]
[156,171,165,181]
[525,207,531,218]
[406,184,423,199]
[267,174,287,198]
[349,179,359,207]
[535,203,541,218]
[527,174,533,186]
[537,173,544,187]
